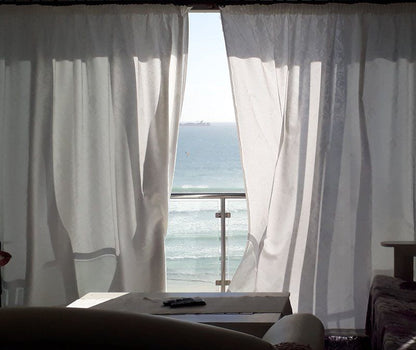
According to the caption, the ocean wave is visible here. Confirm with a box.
[167,221,248,233]
[168,208,218,215]
[180,184,210,189]
[168,203,247,214]
[166,233,248,241]
[171,186,245,193]
[167,254,219,260]
[167,277,214,283]
[166,253,244,260]
[168,209,248,216]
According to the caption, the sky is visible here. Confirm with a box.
[180,13,235,123]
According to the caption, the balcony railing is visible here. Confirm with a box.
[169,192,246,292]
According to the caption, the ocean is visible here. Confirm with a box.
[166,122,248,291]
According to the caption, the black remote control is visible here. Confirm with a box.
[163,297,194,306]
[163,297,206,308]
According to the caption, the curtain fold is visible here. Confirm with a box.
[0,4,188,306]
[221,3,416,328]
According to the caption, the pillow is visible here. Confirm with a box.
[400,281,416,290]
[273,342,312,350]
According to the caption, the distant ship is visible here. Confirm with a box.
[180,120,210,126]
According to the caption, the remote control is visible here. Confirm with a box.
[163,297,206,308]
[170,297,206,308]
[163,297,195,306]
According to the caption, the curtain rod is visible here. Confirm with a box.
[0,0,410,8]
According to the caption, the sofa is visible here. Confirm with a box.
[366,274,416,350]
[0,306,324,349]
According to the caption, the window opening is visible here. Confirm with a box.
[166,12,247,292]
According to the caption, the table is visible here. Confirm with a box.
[67,292,292,337]
[381,241,416,281]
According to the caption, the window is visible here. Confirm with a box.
[165,12,247,292]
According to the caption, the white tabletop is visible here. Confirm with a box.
[67,292,128,308]
[67,292,291,337]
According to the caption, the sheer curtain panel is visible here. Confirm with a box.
[0,5,188,306]
[221,4,416,328]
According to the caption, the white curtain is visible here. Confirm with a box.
[0,5,188,306]
[221,4,416,328]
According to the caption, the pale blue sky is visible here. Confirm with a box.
[180,13,235,123]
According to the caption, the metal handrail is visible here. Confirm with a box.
[169,192,246,292]
[171,192,246,199]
